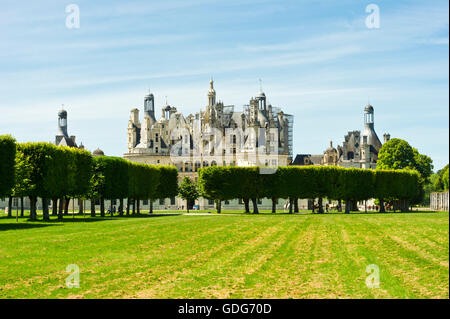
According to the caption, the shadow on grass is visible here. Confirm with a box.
[49,213,184,222]
[303,210,444,216]
[0,223,60,231]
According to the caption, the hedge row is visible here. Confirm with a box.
[0,135,16,198]
[198,166,420,213]
[2,141,178,220]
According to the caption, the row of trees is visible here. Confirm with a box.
[0,136,178,221]
[198,165,421,214]
[376,138,434,205]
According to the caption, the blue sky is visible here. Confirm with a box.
[0,0,448,169]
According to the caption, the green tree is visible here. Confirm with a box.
[0,135,16,213]
[198,166,233,213]
[178,176,199,213]
[15,142,66,220]
[377,138,433,205]
[151,166,178,213]
[442,167,449,191]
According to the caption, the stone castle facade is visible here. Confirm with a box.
[123,79,293,210]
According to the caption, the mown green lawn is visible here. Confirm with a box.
[0,211,448,299]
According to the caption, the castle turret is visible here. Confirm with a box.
[144,90,156,125]
[55,109,77,147]
[207,78,216,107]
[362,104,382,151]
[57,109,68,137]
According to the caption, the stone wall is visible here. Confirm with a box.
[430,191,449,211]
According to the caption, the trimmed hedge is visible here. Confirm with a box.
[8,141,175,220]
[0,135,16,198]
[199,166,420,213]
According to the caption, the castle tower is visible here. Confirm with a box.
[256,91,266,111]
[383,133,391,143]
[57,109,68,137]
[55,108,77,147]
[127,108,140,151]
[207,78,216,107]
[362,104,382,152]
[144,90,156,125]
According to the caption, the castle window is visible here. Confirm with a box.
[155,147,159,153]
[170,197,175,205]
[159,199,165,205]
[155,134,159,142]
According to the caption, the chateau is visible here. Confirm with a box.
[0,82,390,212]
[124,79,294,210]
[124,79,293,167]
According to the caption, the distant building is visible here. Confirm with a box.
[293,104,390,169]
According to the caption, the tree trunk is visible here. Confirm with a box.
[345,200,350,214]
[119,198,124,216]
[186,200,190,213]
[20,197,24,217]
[251,198,258,214]
[216,200,221,213]
[78,199,83,215]
[401,199,408,212]
[29,196,37,221]
[289,198,293,214]
[52,198,57,216]
[58,197,64,220]
[42,198,49,221]
[90,199,96,217]
[364,200,367,213]
[7,196,13,217]
[149,199,153,214]
[337,200,342,212]
[311,199,315,213]
[318,198,324,213]
[136,199,140,215]
[110,199,114,216]
[100,197,105,217]
[271,197,276,213]
[294,198,299,213]
[126,198,130,216]
[243,198,250,213]
[132,198,135,215]
[379,199,385,213]
[64,197,70,215]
